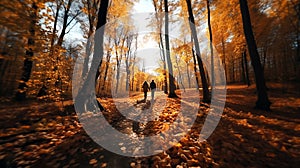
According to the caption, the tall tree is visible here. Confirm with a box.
[131,35,138,92]
[81,0,100,79]
[49,0,61,57]
[113,26,127,94]
[153,0,168,94]
[173,43,192,89]
[192,48,200,91]
[206,0,215,88]
[57,0,82,46]
[38,0,82,98]
[101,36,113,92]
[75,0,109,112]
[124,33,135,91]
[164,0,178,98]
[239,0,271,110]
[242,49,250,86]
[185,0,210,103]
[15,2,38,101]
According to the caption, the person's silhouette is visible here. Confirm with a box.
[142,81,150,101]
[150,80,156,100]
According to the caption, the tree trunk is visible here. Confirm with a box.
[186,62,191,88]
[82,34,92,79]
[74,0,109,113]
[115,66,120,93]
[101,37,112,92]
[82,0,100,79]
[164,0,178,98]
[125,36,133,92]
[131,58,136,92]
[241,52,246,83]
[102,52,111,92]
[192,48,200,91]
[221,36,227,81]
[57,0,73,46]
[186,0,210,103]
[239,0,270,110]
[207,0,215,88]
[161,40,168,94]
[243,50,250,86]
[231,58,235,83]
[130,35,138,92]
[50,3,60,55]
[175,55,185,92]
[114,52,121,94]
[114,33,126,94]
[125,52,130,92]
[159,42,168,94]
[153,0,168,94]
[262,48,267,72]
[15,3,37,101]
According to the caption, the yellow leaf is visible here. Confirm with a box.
[89,159,97,165]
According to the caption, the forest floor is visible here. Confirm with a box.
[0,83,299,168]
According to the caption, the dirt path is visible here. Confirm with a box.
[0,84,299,167]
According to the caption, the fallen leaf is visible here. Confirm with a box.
[89,159,97,165]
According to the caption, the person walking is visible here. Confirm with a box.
[150,80,156,100]
[142,81,150,101]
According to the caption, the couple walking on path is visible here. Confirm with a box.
[142,80,156,101]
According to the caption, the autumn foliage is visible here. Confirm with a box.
[0,0,299,167]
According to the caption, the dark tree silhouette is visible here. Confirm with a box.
[242,49,250,86]
[74,0,109,113]
[192,48,200,91]
[15,2,37,101]
[239,0,271,110]
[207,0,215,88]
[82,0,101,79]
[164,0,178,98]
[185,0,210,103]
[153,0,168,94]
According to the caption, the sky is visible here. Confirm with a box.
[132,0,161,75]
[133,0,155,13]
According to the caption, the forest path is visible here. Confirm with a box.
[0,84,299,167]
